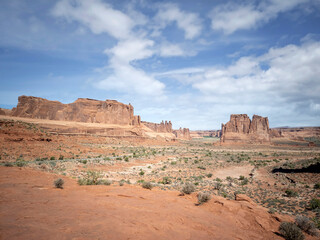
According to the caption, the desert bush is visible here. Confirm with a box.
[78,171,101,185]
[58,155,64,160]
[139,170,145,176]
[50,156,55,160]
[54,178,64,189]
[295,215,319,236]
[181,182,195,194]
[308,198,320,210]
[161,177,172,184]
[197,192,211,205]
[16,161,26,167]
[206,173,213,178]
[4,162,13,167]
[97,179,112,185]
[142,181,153,190]
[241,178,249,185]
[314,183,320,189]
[279,222,305,240]
[285,189,298,197]
[119,180,125,186]
[214,182,223,190]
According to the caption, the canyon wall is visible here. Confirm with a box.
[221,114,270,144]
[10,96,141,126]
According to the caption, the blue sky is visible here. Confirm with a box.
[1,0,320,130]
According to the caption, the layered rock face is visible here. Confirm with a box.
[173,128,191,140]
[221,114,270,144]
[0,108,12,116]
[142,120,172,133]
[190,130,221,138]
[270,127,320,139]
[11,96,141,126]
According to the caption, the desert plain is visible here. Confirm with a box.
[0,96,319,240]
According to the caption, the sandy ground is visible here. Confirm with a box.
[0,166,290,240]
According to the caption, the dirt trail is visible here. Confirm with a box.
[0,166,291,240]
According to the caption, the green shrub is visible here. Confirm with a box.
[239,175,245,180]
[295,215,318,236]
[139,170,145,176]
[58,155,64,160]
[206,173,213,178]
[197,192,211,205]
[4,162,13,167]
[308,198,320,210]
[181,182,195,194]
[142,182,153,190]
[54,178,64,189]
[16,161,26,167]
[77,171,101,185]
[161,177,172,184]
[285,189,298,197]
[314,183,320,189]
[97,179,112,185]
[119,180,125,186]
[279,222,305,240]
[50,156,55,160]
[241,178,249,185]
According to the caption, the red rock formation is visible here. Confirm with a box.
[11,96,141,126]
[142,120,172,133]
[271,127,320,139]
[190,130,221,138]
[173,128,191,140]
[221,114,270,144]
[0,108,12,116]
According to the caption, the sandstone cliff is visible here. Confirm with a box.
[221,114,270,144]
[142,120,172,133]
[190,130,221,138]
[0,108,12,116]
[11,96,141,126]
[173,128,191,140]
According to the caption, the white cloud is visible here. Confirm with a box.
[105,37,154,63]
[95,64,165,96]
[209,0,310,34]
[163,39,320,113]
[51,0,134,39]
[52,0,166,96]
[97,37,165,96]
[155,3,202,39]
[159,42,186,57]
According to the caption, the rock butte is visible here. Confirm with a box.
[0,96,191,140]
[221,114,270,145]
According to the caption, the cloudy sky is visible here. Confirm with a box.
[1,0,320,130]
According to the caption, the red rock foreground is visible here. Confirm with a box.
[0,167,291,240]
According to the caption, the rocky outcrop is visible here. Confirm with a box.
[142,120,191,140]
[190,130,221,138]
[173,128,191,140]
[142,120,172,133]
[0,108,12,116]
[271,127,320,139]
[221,114,270,144]
[11,96,141,126]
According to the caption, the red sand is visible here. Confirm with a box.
[0,166,293,240]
